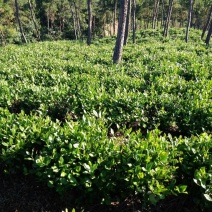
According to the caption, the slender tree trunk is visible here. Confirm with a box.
[76,13,81,38]
[70,2,77,40]
[113,0,129,64]
[205,20,212,45]
[113,0,117,35]
[110,20,113,36]
[124,0,131,45]
[146,6,149,29]
[185,0,193,43]
[15,0,27,43]
[152,0,160,29]
[47,15,50,34]
[201,4,212,39]
[74,1,81,39]
[87,0,92,45]
[132,0,136,43]
[103,19,106,37]
[152,0,157,28]
[28,0,40,40]
[0,31,5,45]
[60,2,65,32]
[140,19,142,29]
[93,16,95,36]
[59,17,65,32]
[161,0,165,27]
[155,0,160,28]
[179,9,183,28]
[50,18,53,31]
[163,0,173,37]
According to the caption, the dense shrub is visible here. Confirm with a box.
[0,29,211,208]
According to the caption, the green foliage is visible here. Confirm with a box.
[0,30,211,135]
[0,108,211,207]
[177,133,212,201]
[0,0,211,44]
[0,0,16,45]
[0,29,211,208]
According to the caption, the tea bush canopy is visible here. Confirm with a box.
[0,28,212,210]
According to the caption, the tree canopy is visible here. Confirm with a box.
[0,0,211,45]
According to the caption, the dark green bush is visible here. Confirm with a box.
[0,108,211,207]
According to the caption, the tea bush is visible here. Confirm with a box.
[0,28,211,208]
[0,107,211,207]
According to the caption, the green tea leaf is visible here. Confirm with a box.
[204,194,212,202]
[159,152,168,163]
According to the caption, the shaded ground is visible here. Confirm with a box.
[0,166,207,212]
[0,172,66,211]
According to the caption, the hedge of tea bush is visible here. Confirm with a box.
[0,107,211,207]
[0,28,211,208]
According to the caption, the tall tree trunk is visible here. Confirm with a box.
[185,0,193,43]
[47,15,50,34]
[201,4,212,39]
[74,1,81,39]
[161,0,165,28]
[59,17,65,32]
[124,0,131,45]
[28,0,40,40]
[132,0,136,43]
[152,0,160,29]
[163,0,173,37]
[113,0,118,35]
[87,0,92,45]
[205,20,212,45]
[76,12,81,38]
[93,16,96,36]
[103,19,106,37]
[15,0,27,43]
[155,0,160,28]
[70,2,77,40]
[113,0,129,64]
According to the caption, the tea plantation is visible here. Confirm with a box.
[0,28,211,211]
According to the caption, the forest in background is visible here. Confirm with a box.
[0,0,212,45]
[1,1,212,211]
